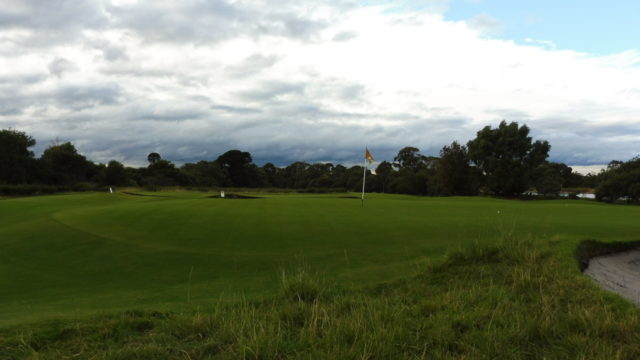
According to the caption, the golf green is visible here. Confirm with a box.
[1,191,639,327]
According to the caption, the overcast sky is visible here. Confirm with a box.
[1,0,639,169]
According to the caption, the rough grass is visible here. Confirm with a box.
[3,237,640,359]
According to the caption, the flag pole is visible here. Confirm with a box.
[361,150,367,207]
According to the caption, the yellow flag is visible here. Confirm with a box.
[365,148,375,164]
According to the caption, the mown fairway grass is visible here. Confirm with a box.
[2,192,640,358]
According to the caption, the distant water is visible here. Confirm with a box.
[565,192,595,199]
[523,191,596,199]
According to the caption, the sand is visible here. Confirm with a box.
[585,250,640,305]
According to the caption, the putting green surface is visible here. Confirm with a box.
[1,192,639,327]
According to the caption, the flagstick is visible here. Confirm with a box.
[361,156,367,207]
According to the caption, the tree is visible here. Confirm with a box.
[532,162,562,196]
[436,141,479,196]
[532,162,576,196]
[389,147,437,195]
[147,152,161,165]
[596,157,640,203]
[393,147,422,169]
[345,165,366,191]
[105,160,128,186]
[307,163,334,188]
[467,121,550,196]
[40,142,91,185]
[144,159,186,187]
[181,161,228,187]
[330,165,348,188]
[0,129,36,184]
[375,161,394,193]
[216,150,254,187]
[282,161,310,188]
[262,163,278,187]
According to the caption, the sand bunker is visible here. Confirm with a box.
[585,250,640,305]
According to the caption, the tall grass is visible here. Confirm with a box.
[3,236,640,359]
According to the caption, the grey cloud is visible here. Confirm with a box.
[236,79,368,110]
[0,73,46,86]
[106,0,345,45]
[99,63,177,78]
[311,82,367,104]
[332,31,358,42]
[467,14,503,35]
[102,46,128,62]
[10,91,636,169]
[130,107,209,122]
[225,54,280,78]
[210,104,262,114]
[0,90,37,116]
[53,84,123,110]
[0,0,108,46]
[48,58,76,77]
[264,14,328,41]
[0,0,107,30]
[86,39,129,62]
[236,81,306,102]
[24,99,460,167]
[0,103,23,116]
[520,117,640,165]
[3,0,639,168]
[106,0,248,44]
[484,108,532,123]
[0,0,354,52]
[0,83,123,116]
[4,71,635,167]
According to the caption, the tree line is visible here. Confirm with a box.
[1,121,638,202]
